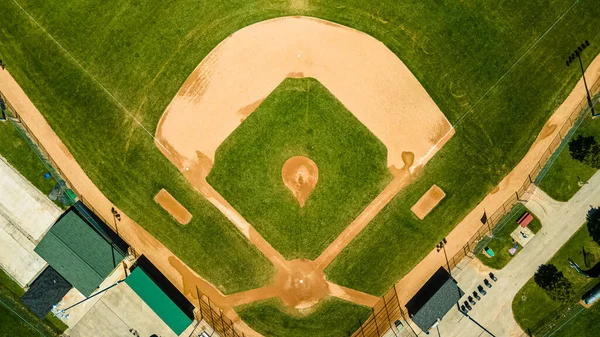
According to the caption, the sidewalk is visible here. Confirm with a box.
[433,169,600,337]
[0,156,60,287]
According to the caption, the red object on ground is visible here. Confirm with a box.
[518,214,534,228]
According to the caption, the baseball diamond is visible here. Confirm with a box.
[1,0,600,336]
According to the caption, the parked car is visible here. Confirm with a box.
[489,272,498,282]
[468,296,477,305]
[464,301,472,311]
[484,279,492,288]
[473,291,481,301]
[478,285,487,296]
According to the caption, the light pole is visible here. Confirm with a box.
[567,40,597,117]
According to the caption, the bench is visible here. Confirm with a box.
[517,211,533,228]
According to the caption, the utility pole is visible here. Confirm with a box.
[567,40,597,117]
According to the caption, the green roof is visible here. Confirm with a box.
[35,209,124,296]
[125,268,192,335]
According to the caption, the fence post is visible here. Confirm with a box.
[358,319,366,337]
[372,307,381,336]
[382,296,397,337]
[219,310,226,336]
[207,297,217,333]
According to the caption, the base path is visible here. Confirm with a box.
[393,53,600,307]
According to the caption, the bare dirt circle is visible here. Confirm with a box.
[282,156,318,207]
[275,259,329,309]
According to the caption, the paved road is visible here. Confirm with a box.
[432,170,600,337]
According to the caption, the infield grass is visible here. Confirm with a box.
[538,113,600,202]
[512,225,600,334]
[235,297,371,337]
[207,78,392,260]
[1,0,600,303]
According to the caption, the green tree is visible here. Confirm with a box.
[534,264,574,303]
[569,135,600,168]
[587,209,600,246]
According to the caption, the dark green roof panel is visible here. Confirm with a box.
[125,268,192,335]
[35,210,123,296]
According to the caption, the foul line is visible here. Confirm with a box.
[10,0,172,155]
[454,0,581,126]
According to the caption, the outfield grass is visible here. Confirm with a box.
[476,205,542,270]
[0,120,57,196]
[0,0,599,306]
[207,78,392,260]
[235,297,371,337]
[0,269,67,336]
[512,225,600,332]
[538,113,600,202]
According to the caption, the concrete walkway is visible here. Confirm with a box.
[0,156,60,287]
[433,169,600,337]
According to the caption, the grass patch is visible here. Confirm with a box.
[539,114,600,201]
[0,120,57,196]
[0,0,599,301]
[235,297,371,337]
[0,269,66,336]
[476,205,542,270]
[512,225,600,332]
[207,78,392,259]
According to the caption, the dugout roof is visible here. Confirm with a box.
[406,267,463,331]
[34,209,124,296]
[126,266,193,335]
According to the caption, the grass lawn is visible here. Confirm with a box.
[538,113,600,201]
[207,78,392,260]
[476,204,542,270]
[0,120,57,196]
[512,225,600,332]
[0,269,67,336]
[0,0,599,308]
[235,297,371,337]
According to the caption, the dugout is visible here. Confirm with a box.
[406,267,463,332]
[126,255,194,335]
[34,207,127,296]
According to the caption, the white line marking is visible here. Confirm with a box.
[10,0,172,154]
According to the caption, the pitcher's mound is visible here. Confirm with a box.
[154,189,192,225]
[411,185,446,220]
[282,156,318,207]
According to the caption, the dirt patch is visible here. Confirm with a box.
[411,185,446,220]
[275,259,328,309]
[282,156,318,207]
[154,189,192,225]
[238,99,264,122]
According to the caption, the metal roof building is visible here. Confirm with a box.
[406,267,464,332]
[34,209,124,296]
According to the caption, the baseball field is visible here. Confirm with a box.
[1,0,600,336]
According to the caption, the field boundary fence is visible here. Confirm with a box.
[350,76,600,337]
[445,76,600,273]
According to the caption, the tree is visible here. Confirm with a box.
[534,264,574,303]
[569,135,600,168]
[588,209,600,246]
